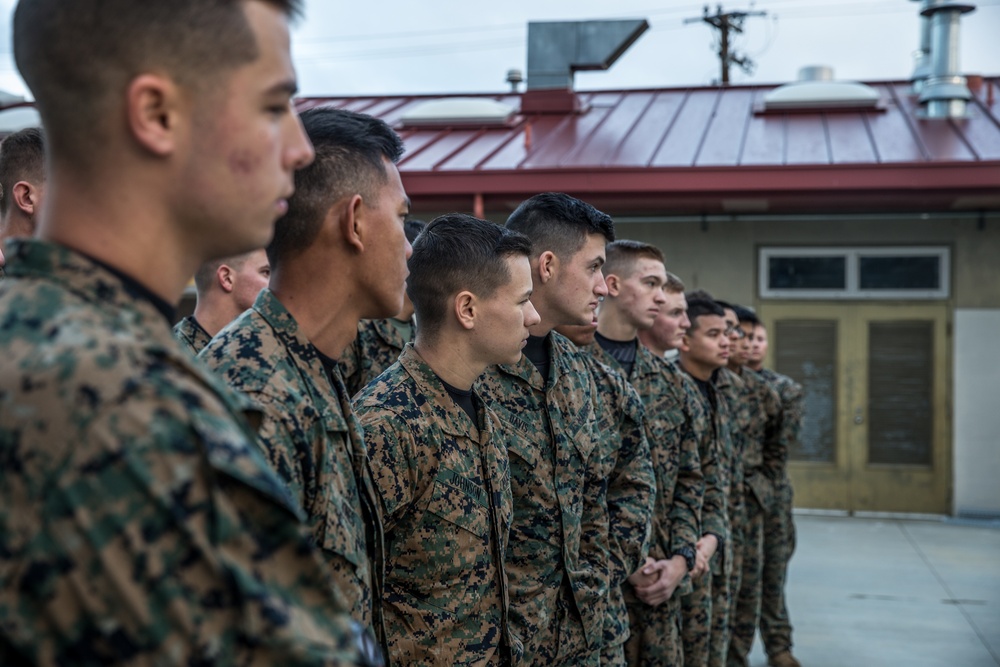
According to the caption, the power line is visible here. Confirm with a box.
[684,5,767,84]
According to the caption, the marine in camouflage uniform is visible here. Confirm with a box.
[478,332,611,667]
[575,352,655,667]
[587,341,704,667]
[719,366,783,667]
[755,368,804,664]
[172,314,212,356]
[200,288,386,647]
[0,239,377,665]
[340,317,412,397]
[355,346,519,666]
[678,364,735,667]
[673,359,729,667]
[710,367,751,667]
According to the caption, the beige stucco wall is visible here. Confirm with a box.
[614,214,1000,309]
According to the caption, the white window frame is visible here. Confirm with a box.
[759,246,950,300]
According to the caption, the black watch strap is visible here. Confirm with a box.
[672,545,697,572]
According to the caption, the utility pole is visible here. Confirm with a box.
[684,4,767,85]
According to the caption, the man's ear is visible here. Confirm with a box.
[338,194,365,253]
[454,291,476,331]
[217,264,235,293]
[537,251,558,284]
[126,73,182,157]
[605,273,621,297]
[678,333,692,353]
[11,181,39,216]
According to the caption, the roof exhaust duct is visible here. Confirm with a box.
[909,0,933,93]
[918,0,976,118]
[522,19,649,113]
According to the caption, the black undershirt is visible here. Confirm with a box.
[316,348,340,385]
[687,367,719,411]
[439,377,480,429]
[522,334,551,385]
[594,331,637,378]
[86,253,177,325]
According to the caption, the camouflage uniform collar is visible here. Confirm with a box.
[250,287,350,430]
[495,330,577,391]
[588,336,661,380]
[717,365,745,389]
[251,287,316,360]
[398,344,489,441]
[5,238,260,420]
[6,238,175,325]
[374,317,409,351]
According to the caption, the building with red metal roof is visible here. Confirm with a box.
[298,47,1000,519]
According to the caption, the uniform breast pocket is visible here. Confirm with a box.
[426,478,489,540]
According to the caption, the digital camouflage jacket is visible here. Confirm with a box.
[172,314,212,356]
[477,332,610,663]
[0,239,376,666]
[717,367,783,512]
[355,345,519,667]
[576,352,656,649]
[756,368,804,483]
[200,289,385,647]
[586,342,704,567]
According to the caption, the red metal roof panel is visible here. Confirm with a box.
[293,77,1000,214]
[826,114,880,164]
[785,115,831,165]
[651,88,720,167]
[696,88,755,167]
[605,91,685,167]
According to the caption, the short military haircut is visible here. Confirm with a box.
[505,192,615,260]
[405,219,427,244]
[685,294,725,332]
[602,239,665,278]
[0,127,45,216]
[14,0,302,163]
[664,271,685,293]
[267,107,405,268]
[686,289,716,302]
[193,253,254,295]
[407,213,532,339]
[732,304,760,326]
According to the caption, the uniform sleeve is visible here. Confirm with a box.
[354,405,420,532]
[5,390,374,666]
[760,381,786,483]
[688,387,727,543]
[777,380,805,473]
[605,378,656,584]
[668,405,705,557]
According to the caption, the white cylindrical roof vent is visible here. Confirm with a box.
[798,65,835,82]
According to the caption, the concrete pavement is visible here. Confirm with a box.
[744,514,1000,667]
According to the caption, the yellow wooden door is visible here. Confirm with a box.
[758,302,951,514]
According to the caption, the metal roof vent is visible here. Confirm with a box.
[760,66,882,113]
[522,19,649,114]
[918,0,975,119]
[400,98,517,128]
[910,0,934,93]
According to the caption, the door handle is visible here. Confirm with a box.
[854,408,864,425]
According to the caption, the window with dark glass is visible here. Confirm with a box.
[859,255,940,290]
[768,256,846,290]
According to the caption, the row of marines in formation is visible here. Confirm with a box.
[177,184,806,667]
[0,4,802,661]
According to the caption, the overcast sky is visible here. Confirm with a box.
[0,0,997,100]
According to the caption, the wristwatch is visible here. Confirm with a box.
[671,545,697,572]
